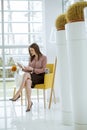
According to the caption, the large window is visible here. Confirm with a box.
[3,0,44,46]
[63,0,75,12]
[0,0,45,100]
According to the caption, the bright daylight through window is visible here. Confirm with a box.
[0,0,45,100]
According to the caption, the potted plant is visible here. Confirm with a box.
[55,13,67,30]
[66,1,87,22]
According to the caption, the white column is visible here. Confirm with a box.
[65,21,87,130]
[56,30,73,125]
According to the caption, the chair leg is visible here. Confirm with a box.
[43,90,46,109]
[48,88,53,109]
[37,89,39,102]
[48,88,56,109]
[53,88,56,104]
[21,91,23,105]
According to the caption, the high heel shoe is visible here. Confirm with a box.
[9,95,20,101]
[26,102,33,112]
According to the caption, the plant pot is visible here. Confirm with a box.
[56,30,73,125]
[65,21,87,130]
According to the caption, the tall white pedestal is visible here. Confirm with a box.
[56,30,73,125]
[65,22,87,130]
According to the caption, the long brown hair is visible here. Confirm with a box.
[28,43,42,61]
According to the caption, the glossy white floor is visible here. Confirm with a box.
[0,99,74,130]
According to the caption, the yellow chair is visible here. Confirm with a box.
[48,57,57,109]
[13,57,57,109]
[34,61,57,109]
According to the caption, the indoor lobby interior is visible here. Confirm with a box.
[0,0,87,130]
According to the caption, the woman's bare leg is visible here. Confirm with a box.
[25,79,32,110]
[13,72,31,100]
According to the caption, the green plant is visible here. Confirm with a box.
[66,1,87,22]
[55,13,67,31]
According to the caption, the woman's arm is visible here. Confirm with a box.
[33,56,47,74]
[22,66,33,72]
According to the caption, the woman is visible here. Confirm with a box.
[10,43,47,112]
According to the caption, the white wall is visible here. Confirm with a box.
[45,0,63,101]
[45,0,62,57]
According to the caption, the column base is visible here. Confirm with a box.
[75,123,87,130]
[62,111,73,125]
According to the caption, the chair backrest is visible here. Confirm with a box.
[46,57,57,75]
[44,57,57,89]
[34,57,57,89]
[46,64,54,73]
[51,56,57,88]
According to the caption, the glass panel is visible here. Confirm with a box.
[0,2,3,100]
[4,1,28,11]
[0,49,3,100]
[30,1,42,11]
[0,35,1,45]
[63,0,74,12]
[1,0,44,100]
[27,12,42,22]
[0,1,1,42]
[5,81,15,99]
[0,10,1,24]
[4,1,42,11]
[5,48,29,60]
[0,1,1,11]
[4,34,28,45]
[4,48,29,99]
[30,23,42,32]
[0,56,3,79]
[30,33,43,45]
[4,23,28,33]
[4,12,28,22]
[0,81,3,100]
[0,24,1,33]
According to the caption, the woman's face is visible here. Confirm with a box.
[29,47,36,56]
